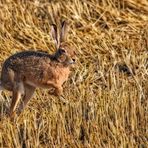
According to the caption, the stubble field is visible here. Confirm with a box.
[0,0,148,147]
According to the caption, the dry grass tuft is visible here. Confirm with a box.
[0,0,148,147]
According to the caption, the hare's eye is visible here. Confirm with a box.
[59,49,66,54]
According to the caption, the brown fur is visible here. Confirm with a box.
[0,21,76,117]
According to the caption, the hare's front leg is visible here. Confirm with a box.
[47,80,63,96]
[54,86,63,96]
[47,81,68,104]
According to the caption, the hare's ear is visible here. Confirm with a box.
[60,20,69,42]
[51,24,60,49]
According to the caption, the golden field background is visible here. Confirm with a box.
[0,0,148,147]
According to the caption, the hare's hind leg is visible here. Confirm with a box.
[18,84,35,114]
[9,82,24,117]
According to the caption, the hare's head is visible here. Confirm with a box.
[51,21,76,66]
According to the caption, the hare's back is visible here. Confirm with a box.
[1,51,54,82]
[3,51,53,68]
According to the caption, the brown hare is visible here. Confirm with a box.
[0,21,76,117]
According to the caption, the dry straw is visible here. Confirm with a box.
[0,0,148,147]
